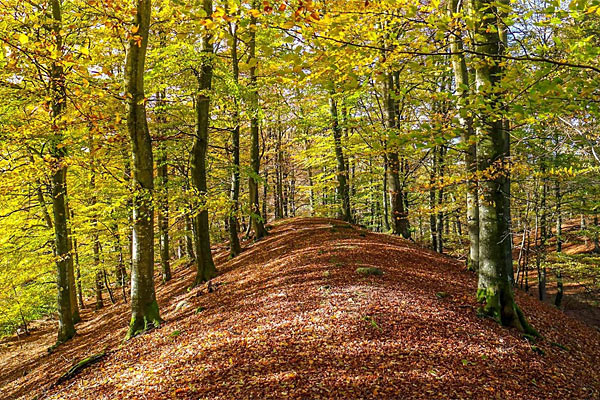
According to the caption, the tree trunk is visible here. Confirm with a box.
[124,0,162,339]
[497,3,514,285]
[73,235,84,309]
[448,0,479,269]
[436,145,445,253]
[383,153,390,231]
[49,0,75,343]
[385,73,410,238]
[593,214,600,253]
[330,95,352,222]
[247,1,268,239]
[275,128,284,219]
[555,180,562,253]
[429,150,438,251]
[471,0,535,334]
[123,150,134,281]
[191,0,217,285]
[103,269,116,304]
[157,141,171,283]
[156,86,171,283]
[65,201,80,323]
[90,132,103,311]
[228,24,242,258]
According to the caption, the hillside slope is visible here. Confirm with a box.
[2,218,600,399]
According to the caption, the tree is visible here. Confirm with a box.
[448,0,478,269]
[48,0,75,344]
[227,13,242,258]
[156,87,171,283]
[124,0,162,339]
[330,95,352,223]
[248,0,268,239]
[470,0,535,334]
[191,0,217,285]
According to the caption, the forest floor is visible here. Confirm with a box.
[1,217,600,399]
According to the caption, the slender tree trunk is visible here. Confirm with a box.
[103,269,116,304]
[593,214,600,253]
[89,131,103,311]
[436,146,445,253]
[383,153,390,231]
[156,87,171,283]
[497,3,514,285]
[64,201,80,323]
[384,73,410,238]
[248,1,268,239]
[554,269,563,308]
[124,0,162,339]
[471,0,535,334]
[49,0,74,343]
[535,208,546,301]
[73,235,84,309]
[330,95,352,223]
[191,0,217,285]
[448,0,479,269]
[185,211,195,261]
[227,25,242,258]
[264,164,269,219]
[123,150,134,280]
[94,250,103,310]
[555,180,562,253]
[429,150,438,251]
[276,128,284,219]
[157,141,171,282]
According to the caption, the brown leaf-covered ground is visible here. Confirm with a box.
[2,217,600,399]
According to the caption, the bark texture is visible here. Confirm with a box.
[330,95,352,223]
[50,0,75,344]
[248,0,268,239]
[191,0,217,285]
[385,73,410,238]
[448,0,479,269]
[471,0,535,334]
[228,23,242,258]
[125,0,162,339]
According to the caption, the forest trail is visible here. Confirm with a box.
[2,218,600,399]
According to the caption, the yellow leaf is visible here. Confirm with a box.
[18,34,29,45]
[248,9,261,18]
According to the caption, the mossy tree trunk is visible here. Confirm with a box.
[124,0,162,339]
[49,0,75,344]
[191,0,217,285]
[471,0,536,334]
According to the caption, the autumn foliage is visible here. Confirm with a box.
[2,218,599,399]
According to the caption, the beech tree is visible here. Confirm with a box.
[469,0,535,333]
[124,0,162,339]
[49,0,75,344]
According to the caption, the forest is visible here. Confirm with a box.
[1,0,600,398]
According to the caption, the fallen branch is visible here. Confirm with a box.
[53,350,107,387]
